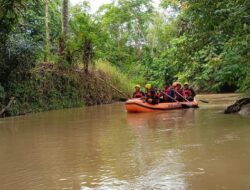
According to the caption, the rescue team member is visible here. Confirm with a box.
[131,82,196,103]
[132,84,145,98]
[146,87,160,104]
[174,82,183,101]
[183,82,196,101]
[172,82,178,91]
[160,82,175,102]
[146,86,160,104]
[145,83,152,97]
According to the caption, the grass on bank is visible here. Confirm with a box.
[0,60,137,117]
[95,60,135,98]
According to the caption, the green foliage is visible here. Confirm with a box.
[0,33,41,85]
[95,60,135,97]
[4,62,136,116]
[0,0,44,86]
[144,0,250,92]
[0,0,32,41]
[96,0,154,67]
[6,70,85,115]
[68,3,99,64]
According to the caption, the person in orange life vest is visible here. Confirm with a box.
[183,82,196,101]
[174,82,184,101]
[133,84,145,98]
[160,82,175,102]
[146,86,160,104]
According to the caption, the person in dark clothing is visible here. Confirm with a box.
[160,82,175,102]
[146,86,160,104]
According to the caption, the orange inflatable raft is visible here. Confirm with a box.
[125,98,198,113]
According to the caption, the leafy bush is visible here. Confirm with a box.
[0,33,41,85]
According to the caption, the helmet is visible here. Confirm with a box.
[145,84,152,89]
[184,82,189,86]
[135,84,141,88]
[177,82,182,87]
[172,82,178,87]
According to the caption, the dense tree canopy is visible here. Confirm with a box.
[0,0,249,94]
[160,0,250,92]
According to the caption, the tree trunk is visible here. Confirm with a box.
[62,0,69,37]
[59,0,69,57]
[82,38,93,74]
[0,97,15,117]
[44,0,50,62]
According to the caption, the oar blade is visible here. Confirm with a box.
[198,99,209,103]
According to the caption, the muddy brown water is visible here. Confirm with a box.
[0,94,250,190]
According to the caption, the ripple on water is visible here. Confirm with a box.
[215,133,240,144]
[183,144,202,148]
[79,149,191,190]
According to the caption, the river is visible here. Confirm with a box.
[0,94,250,190]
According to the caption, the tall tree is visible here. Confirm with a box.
[58,0,69,57]
[44,0,50,62]
[62,0,69,37]
[96,0,154,66]
[69,3,96,73]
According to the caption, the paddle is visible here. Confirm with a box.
[160,91,193,108]
[173,89,190,102]
[174,88,209,104]
[96,76,131,101]
[160,91,177,102]
[174,89,209,103]
[197,99,209,103]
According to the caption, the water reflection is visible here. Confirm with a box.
[126,109,197,128]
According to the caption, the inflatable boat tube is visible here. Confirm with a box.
[125,98,198,113]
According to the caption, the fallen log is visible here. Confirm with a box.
[224,98,250,116]
[0,97,16,117]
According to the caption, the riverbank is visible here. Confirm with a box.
[0,61,133,117]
